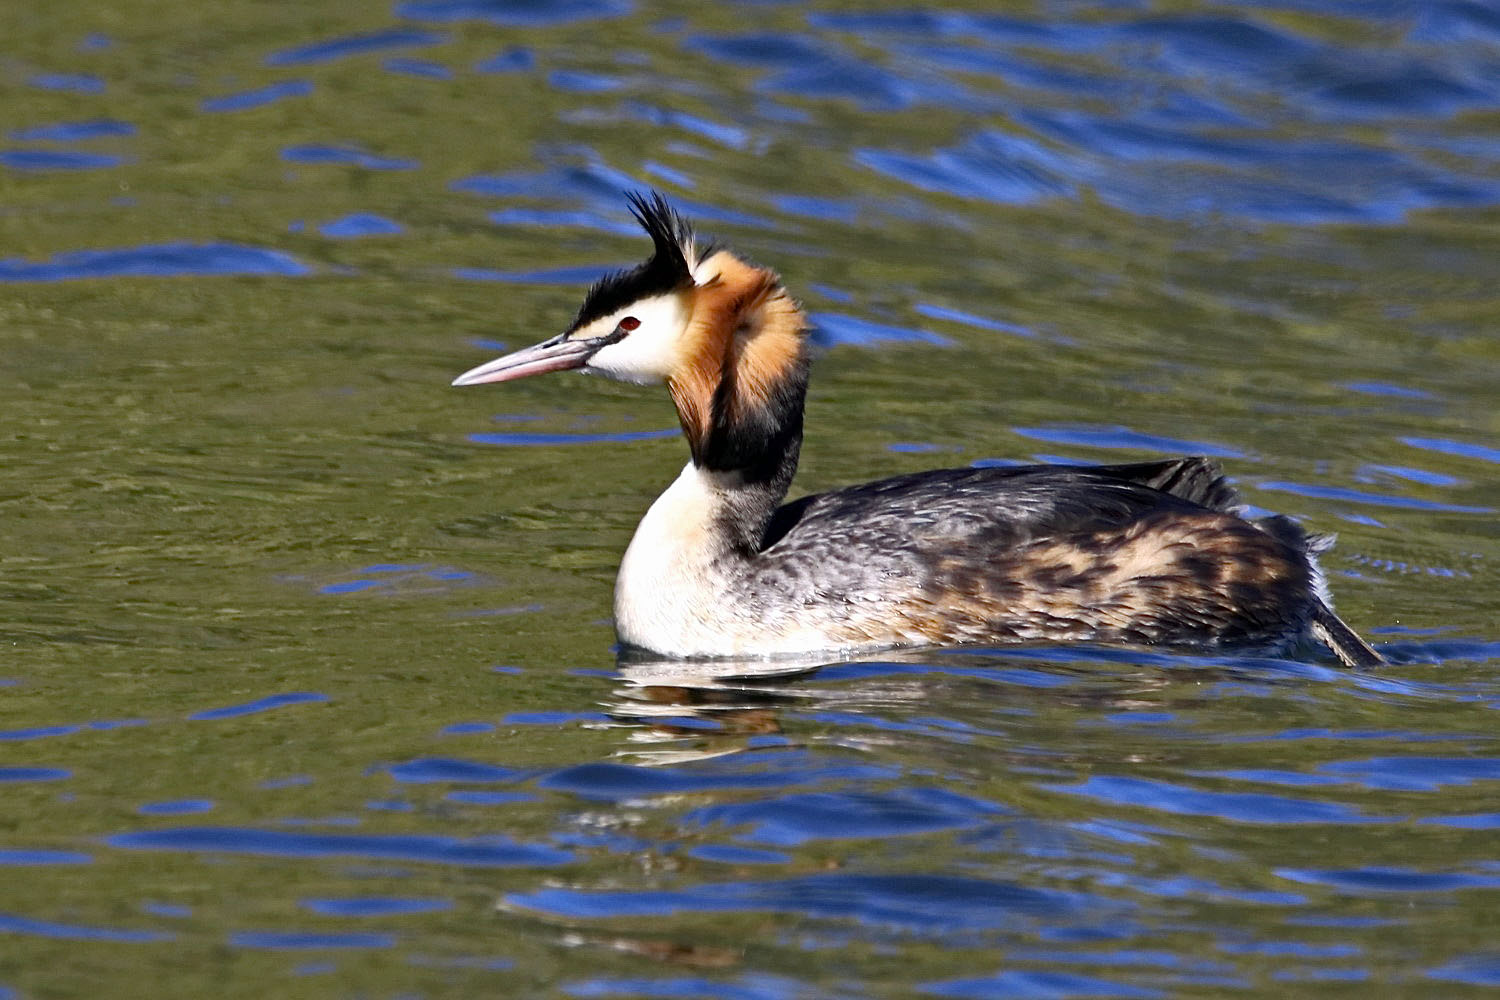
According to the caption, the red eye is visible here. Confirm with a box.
[618,316,640,331]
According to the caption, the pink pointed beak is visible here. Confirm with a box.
[451,334,592,387]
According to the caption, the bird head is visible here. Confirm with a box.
[452,192,704,388]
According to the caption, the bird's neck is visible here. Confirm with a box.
[664,252,809,552]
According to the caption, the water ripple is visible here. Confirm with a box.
[0,913,171,943]
[0,725,80,741]
[1255,480,1492,513]
[452,156,647,202]
[0,243,310,282]
[563,975,815,1000]
[826,8,1500,222]
[1401,437,1500,465]
[229,930,395,949]
[139,800,215,816]
[301,897,451,917]
[549,70,625,94]
[539,755,899,801]
[5,0,1500,992]
[28,73,105,93]
[1046,775,1380,825]
[106,826,573,867]
[387,757,526,783]
[855,134,1073,205]
[914,303,1035,338]
[510,873,1090,931]
[1278,866,1500,894]
[453,265,615,285]
[1013,425,1245,458]
[8,119,135,141]
[684,33,829,69]
[809,312,952,348]
[0,849,91,866]
[188,692,328,721]
[265,28,446,66]
[0,767,70,783]
[1316,756,1500,791]
[489,207,639,236]
[684,787,1006,846]
[281,144,418,170]
[0,150,125,171]
[384,57,452,80]
[397,0,633,28]
[200,80,313,112]
[318,213,404,238]
[922,970,1163,999]
[1429,954,1500,987]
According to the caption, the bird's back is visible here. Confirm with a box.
[761,457,1238,556]
[744,458,1321,653]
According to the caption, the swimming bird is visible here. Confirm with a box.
[452,193,1383,666]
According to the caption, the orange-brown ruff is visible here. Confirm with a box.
[667,251,803,468]
[452,193,1384,666]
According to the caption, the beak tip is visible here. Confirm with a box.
[449,336,590,389]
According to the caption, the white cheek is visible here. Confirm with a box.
[585,333,675,384]
[580,293,688,384]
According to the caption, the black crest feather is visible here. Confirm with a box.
[567,192,697,333]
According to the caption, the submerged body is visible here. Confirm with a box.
[454,194,1383,666]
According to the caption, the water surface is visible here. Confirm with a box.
[3,1,1499,996]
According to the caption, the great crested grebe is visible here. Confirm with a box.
[453,193,1384,667]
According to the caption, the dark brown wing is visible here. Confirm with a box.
[761,458,1235,555]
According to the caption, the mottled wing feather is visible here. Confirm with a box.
[762,461,1225,555]
[750,460,1308,651]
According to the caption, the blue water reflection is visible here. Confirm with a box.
[1012,425,1245,458]
[281,144,418,170]
[923,970,1163,999]
[398,0,634,28]
[318,214,404,238]
[108,827,573,867]
[301,897,452,917]
[0,244,309,281]
[0,768,70,783]
[0,849,91,866]
[384,57,453,80]
[511,873,1089,930]
[684,787,1006,846]
[28,73,104,93]
[5,0,1500,994]
[772,9,1500,222]
[476,47,536,73]
[229,930,395,949]
[1046,775,1380,824]
[539,755,898,800]
[201,80,314,112]
[265,29,446,67]
[0,913,171,943]
[189,693,328,721]
[8,119,134,141]
[0,150,125,171]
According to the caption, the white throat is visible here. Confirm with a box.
[613,463,736,654]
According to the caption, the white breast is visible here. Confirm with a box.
[613,463,730,655]
[612,463,852,657]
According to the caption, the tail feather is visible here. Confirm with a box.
[1310,604,1384,668]
[1123,457,1240,512]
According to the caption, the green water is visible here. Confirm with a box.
[4,1,1500,997]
